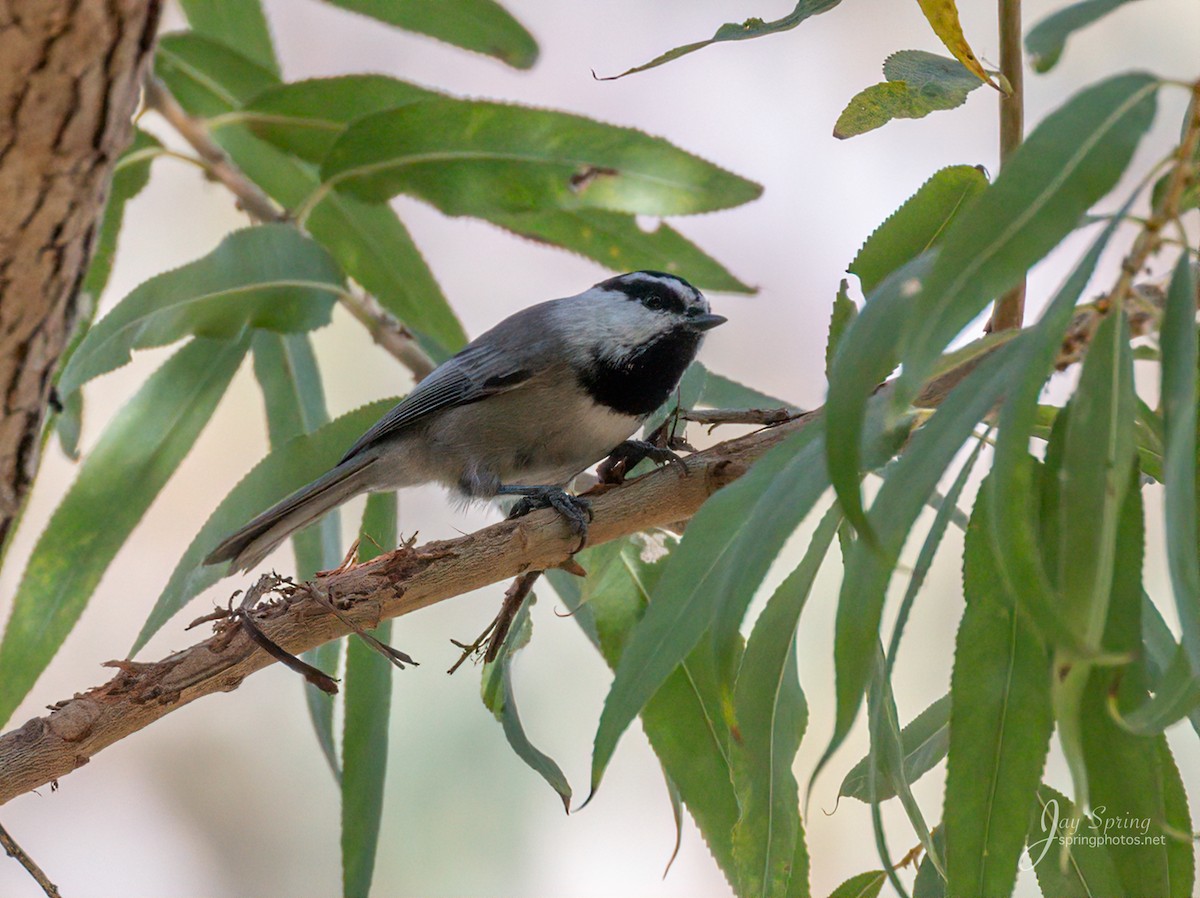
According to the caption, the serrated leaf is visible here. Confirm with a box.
[481,592,572,811]
[321,100,763,218]
[731,505,839,898]
[133,398,398,654]
[252,332,343,777]
[590,423,827,796]
[547,533,742,884]
[1027,786,1123,896]
[899,73,1157,395]
[1160,258,1200,683]
[1025,0,1143,73]
[914,0,997,89]
[839,694,949,803]
[155,35,466,360]
[320,0,538,69]
[485,208,754,293]
[848,165,987,295]
[826,869,886,898]
[180,0,279,74]
[602,0,844,80]
[1138,595,1200,737]
[988,211,1128,651]
[0,338,247,727]
[834,52,987,139]
[58,224,343,397]
[826,281,858,380]
[819,342,1020,784]
[945,484,1054,898]
[240,76,438,163]
[342,492,397,898]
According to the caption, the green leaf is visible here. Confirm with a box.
[179,0,280,74]
[848,165,987,295]
[826,281,858,380]
[0,338,247,727]
[1160,258,1200,681]
[589,423,827,796]
[252,332,343,777]
[899,73,1158,397]
[912,825,946,898]
[826,869,886,898]
[134,398,398,654]
[1027,786,1123,897]
[320,0,538,69]
[602,0,845,80]
[57,224,343,397]
[342,492,397,898]
[1025,0,1144,73]
[321,100,763,218]
[484,209,754,294]
[240,75,438,163]
[547,533,742,884]
[697,365,795,411]
[945,483,1054,898]
[731,505,839,898]
[988,212,1127,650]
[1139,594,1200,737]
[839,694,949,803]
[481,593,572,811]
[820,342,1019,784]
[82,129,163,302]
[834,52,988,139]
[155,34,467,359]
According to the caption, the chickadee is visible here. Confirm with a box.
[205,271,725,572]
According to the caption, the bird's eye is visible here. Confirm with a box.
[642,292,666,311]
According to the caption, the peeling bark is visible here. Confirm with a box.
[0,0,161,550]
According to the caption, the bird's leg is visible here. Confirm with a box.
[597,439,686,485]
[499,484,593,551]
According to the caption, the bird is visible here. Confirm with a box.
[204,270,726,572]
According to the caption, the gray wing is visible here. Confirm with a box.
[338,340,534,463]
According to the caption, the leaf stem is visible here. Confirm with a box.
[989,0,1026,332]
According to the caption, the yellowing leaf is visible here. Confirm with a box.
[915,0,1001,91]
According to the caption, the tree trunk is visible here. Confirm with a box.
[0,0,161,551]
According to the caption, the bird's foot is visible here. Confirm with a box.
[502,485,593,552]
[597,439,686,485]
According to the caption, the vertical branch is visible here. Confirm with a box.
[990,0,1026,331]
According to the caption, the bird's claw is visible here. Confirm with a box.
[507,487,592,552]
[598,439,686,485]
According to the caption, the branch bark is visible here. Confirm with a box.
[0,412,811,806]
[0,0,162,556]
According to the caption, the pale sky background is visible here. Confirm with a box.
[2,1,1199,896]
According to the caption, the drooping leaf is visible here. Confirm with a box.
[57,224,343,397]
[1025,0,1145,72]
[1138,594,1200,737]
[1160,258,1200,682]
[914,0,998,88]
[155,34,467,359]
[898,73,1157,394]
[826,281,857,379]
[945,483,1053,898]
[730,505,839,898]
[0,338,248,727]
[134,398,398,654]
[547,533,742,884]
[481,592,572,811]
[319,0,538,69]
[912,825,946,898]
[834,52,988,139]
[320,100,763,218]
[484,209,754,293]
[839,694,949,803]
[240,75,438,163]
[602,0,845,80]
[179,0,280,73]
[848,165,987,294]
[252,332,343,777]
[342,492,398,898]
[826,869,886,898]
[820,342,1020,784]
[1027,786,1123,896]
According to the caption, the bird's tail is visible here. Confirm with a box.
[204,456,378,573]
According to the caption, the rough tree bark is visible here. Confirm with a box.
[0,0,161,552]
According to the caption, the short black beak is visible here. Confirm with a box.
[689,313,727,331]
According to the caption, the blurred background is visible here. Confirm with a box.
[1,0,1198,895]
